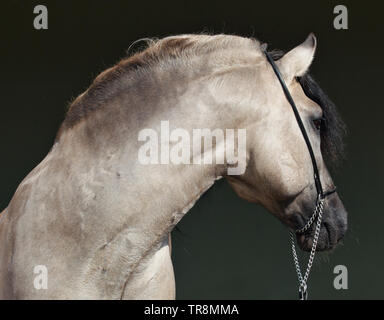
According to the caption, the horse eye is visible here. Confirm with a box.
[312,118,324,131]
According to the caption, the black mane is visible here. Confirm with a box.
[268,50,346,167]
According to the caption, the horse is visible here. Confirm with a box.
[0,33,347,299]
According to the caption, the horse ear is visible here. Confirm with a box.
[277,33,317,82]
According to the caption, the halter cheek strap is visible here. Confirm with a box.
[263,49,326,196]
[262,47,337,300]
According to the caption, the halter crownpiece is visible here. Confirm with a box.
[262,46,336,300]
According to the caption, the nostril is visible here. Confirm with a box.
[337,232,345,242]
[323,222,337,246]
[337,223,347,242]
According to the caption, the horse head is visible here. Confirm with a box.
[226,34,347,252]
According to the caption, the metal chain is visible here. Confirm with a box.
[295,200,321,234]
[290,196,325,300]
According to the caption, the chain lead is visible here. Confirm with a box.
[290,196,325,300]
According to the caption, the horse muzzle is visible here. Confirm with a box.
[296,194,348,252]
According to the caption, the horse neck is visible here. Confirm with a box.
[54,77,230,255]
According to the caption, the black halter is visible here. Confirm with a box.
[262,49,336,199]
[263,47,337,300]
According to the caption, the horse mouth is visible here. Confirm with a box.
[295,222,338,252]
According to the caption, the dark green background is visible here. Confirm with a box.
[0,0,382,299]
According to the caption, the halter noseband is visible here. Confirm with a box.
[262,47,336,300]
